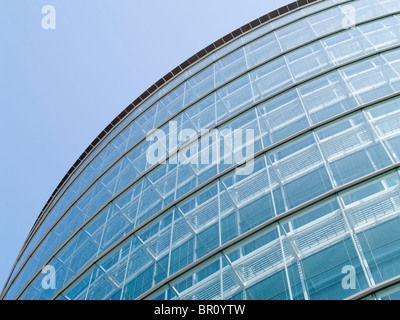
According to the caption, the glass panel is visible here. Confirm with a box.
[275,18,316,51]
[286,42,333,81]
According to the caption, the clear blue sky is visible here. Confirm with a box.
[0,0,292,293]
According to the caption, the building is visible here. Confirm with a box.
[2,0,400,300]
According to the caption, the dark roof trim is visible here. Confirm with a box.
[25,0,322,264]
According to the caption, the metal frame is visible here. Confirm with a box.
[346,275,400,300]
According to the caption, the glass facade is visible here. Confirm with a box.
[3,0,400,300]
